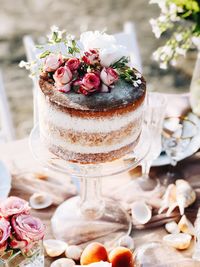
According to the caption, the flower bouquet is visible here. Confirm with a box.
[0,197,45,267]
[20,27,142,96]
[150,0,200,68]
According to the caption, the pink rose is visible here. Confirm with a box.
[0,196,30,218]
[0,218,11,253]
[82,73,100,90]
[11,214,45,244]
[56,83,71,93]
[100,67,118,86]
[73,79,98,96]
[53,66,72,86]
[66,58,80,71]
[44,54,63,72]
[82,49,100,65]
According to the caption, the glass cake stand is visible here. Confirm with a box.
[29,125,150,245]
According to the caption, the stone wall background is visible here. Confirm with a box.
[0,0,196,138]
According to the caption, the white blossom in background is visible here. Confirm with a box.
[149,0,196,67]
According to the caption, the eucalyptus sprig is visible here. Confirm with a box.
[111,56,129,69]
[118,67,142,87]
[67,39,80,55]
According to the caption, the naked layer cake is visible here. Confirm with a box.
[24,28,146,163]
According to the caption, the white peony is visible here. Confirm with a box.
[87,261,112,267]
[99,45,128,67]
[80,31,116,50]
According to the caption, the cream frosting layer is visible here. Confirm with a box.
[40,129,140,154]
[38,92,144,133]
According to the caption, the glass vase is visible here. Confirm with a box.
[0,241,44,267]
[190,37,200,117]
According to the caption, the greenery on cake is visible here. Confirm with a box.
[19,26,142,96]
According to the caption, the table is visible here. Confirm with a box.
[1,139,200,266]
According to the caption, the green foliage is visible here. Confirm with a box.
[39,51,51,59]
[67,39,80,55]
[111,56,129,69]
[168,0,200,33]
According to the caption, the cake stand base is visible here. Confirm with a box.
[51,196,131,245]
[30,125,150,245]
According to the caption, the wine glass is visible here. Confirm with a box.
[162,116,199,182]
[135,92,167,191]
[112,92,167,204]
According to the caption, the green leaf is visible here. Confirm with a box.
[39,50,51,59]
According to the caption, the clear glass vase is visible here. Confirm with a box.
[0,241,44,267]
[190,37,200,117]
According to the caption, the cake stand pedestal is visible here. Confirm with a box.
[29,125,150,245]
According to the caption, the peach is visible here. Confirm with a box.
[80,242,108,265]
[108,247,134,267]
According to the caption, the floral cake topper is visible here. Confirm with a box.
[20,26,142,96]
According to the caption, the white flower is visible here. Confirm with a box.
[47,25,65,43]
[175,33,183,42]
[159,15,167,22]
[135,72,142,79]
[19,60,31,69]
[80,31,116,51]
[150,19,162,38]
[152,50,160,61]
[170,59,177,66]
[99,45,128,67]
[160,62,167,69]
[162,45,173,57]
[50,25,59,32]
[176,47,186,56]
[133,79,142,87]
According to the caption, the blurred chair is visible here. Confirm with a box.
[114,21,142,72]
[23,35,39,126]
[0,71,15,142]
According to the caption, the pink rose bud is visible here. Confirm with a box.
[82,72,100,90]
[100,67,118,86]
[82,49,100,65]
[0,218,11,253]
[44,54,63,72]
[10,236,28,250]
[56,83,71,93]
[66,58,80,71]
[0,196,30,218]
[53,66,72,86]
[11,214,45,243]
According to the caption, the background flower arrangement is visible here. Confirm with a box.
[20,27,142,96]
[150,0,200,68]
[0,196,45,260]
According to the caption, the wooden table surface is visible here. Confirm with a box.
[1,138,200,266]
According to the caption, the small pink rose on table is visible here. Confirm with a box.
[66,58,80,71]
[44,54,63,72]
[11,214,45,243]
[0,218,11,254]
[100,67,118,86]
[0,196,30,218]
